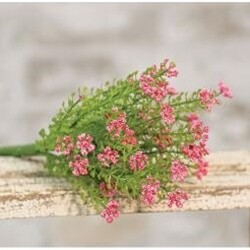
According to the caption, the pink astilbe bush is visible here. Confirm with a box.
[32,58,233,223]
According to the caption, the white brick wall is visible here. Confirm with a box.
[0,3,249,246]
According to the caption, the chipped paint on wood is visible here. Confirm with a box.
[0,150,250,219]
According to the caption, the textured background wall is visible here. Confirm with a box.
[0,3,249,246]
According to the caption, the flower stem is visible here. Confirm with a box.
[171,98,199,107]
[0,143,42,157]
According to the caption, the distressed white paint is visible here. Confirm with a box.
[0,150,249,219]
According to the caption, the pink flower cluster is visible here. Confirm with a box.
[198,88,219,111]
[160,59,179,78]
[218,81,233,98]
[141,176,160,205]
[55,136,74,156]
[129,151,148,171]
[99,182,116,198]
[187,113,209,143]
[199,82,232,111]
[182,142,209,163]
[106,110,137,146]
[69,155,89,176]
[140,75,177,102]
[195,159,208,180]
[160,104,175,125]
[76,133,95,156]
[139,59,178,102]
[170,160,188,182]
[166,190,189,208]
[184,113,211,180]
[106,112,126,137]
[54,133,95,177]
[121,127,137,146]
[182,142,209,180]
[100,200,120,223]
[185,85,230,180]
[97,146,119,167]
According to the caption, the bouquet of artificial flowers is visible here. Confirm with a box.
[0,59,232,223]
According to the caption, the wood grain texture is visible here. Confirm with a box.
[0,150,250,219]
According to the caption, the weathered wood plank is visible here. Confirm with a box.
[0,150,250,219]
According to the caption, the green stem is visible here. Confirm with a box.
[0,143,42,157]
[146,149,183,155]
[171,98,199,107]
[58,98,81,130]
